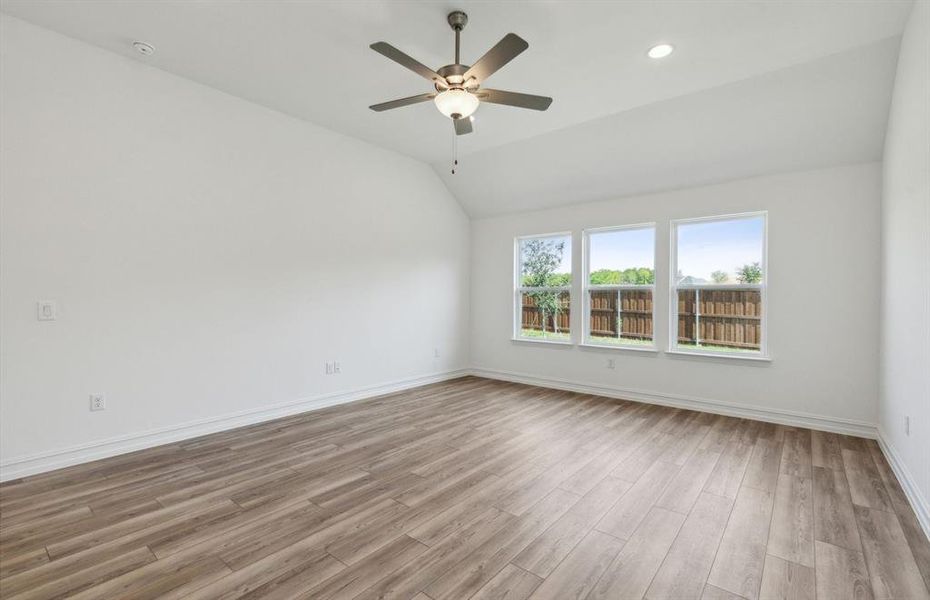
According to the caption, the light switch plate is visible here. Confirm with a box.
[37,300,57,321]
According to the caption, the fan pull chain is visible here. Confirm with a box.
[451,131,458,175]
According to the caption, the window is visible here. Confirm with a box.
[583,225,656,348]
[515,233,572,342]
[670,213,767,356]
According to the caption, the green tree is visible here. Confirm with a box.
[590,269,620,285]
[589,268,654,285]
[621,267,655,285]
[711,270,729,283]
[735,262,763,284]
[521,239,567,333]
[546,272,572,287]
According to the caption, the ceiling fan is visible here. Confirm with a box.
[368,10,552,137]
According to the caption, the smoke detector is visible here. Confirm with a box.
[132,41,155,56]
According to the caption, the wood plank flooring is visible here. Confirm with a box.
[1,377,928,599]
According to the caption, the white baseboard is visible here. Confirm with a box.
[3,365,926,543]
[470,367,878,438]
[471,367,930,541]
[0,369,469,482]
[8,365,925,541]
[876,428,930,540]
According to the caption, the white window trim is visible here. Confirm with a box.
[668,211,769,359]
[513,232,574,344]
[665,349,772,362]
[582,223,658,351]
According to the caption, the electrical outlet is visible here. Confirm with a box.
[607,358,616,369]
[37,300,57,321]
[905,416,910,436]
[333,361,341,374]
[89,394,106,411]
[325,362,333,375]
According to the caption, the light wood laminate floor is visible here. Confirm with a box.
[1,377,928,599]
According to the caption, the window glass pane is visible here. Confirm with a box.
[676,289,762,352]
[676,216,764,284]
[520,291,570,341]
[588,228,655,285]
[519,235,571,287]
[675,214,765,354]
[586,227,655,347]
[588,289,654,346]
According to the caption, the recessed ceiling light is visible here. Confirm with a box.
[132,41,155,56]
[647,43,674,59]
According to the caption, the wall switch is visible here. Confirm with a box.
[333,361,341,374]
[905,416,910,436]
[325,362,333,375]
[434,348,440,358]
[89,394,106,411]
[607,358,616,369]
[37,300,57,321]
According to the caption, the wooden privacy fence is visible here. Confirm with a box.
[520,292,570,334]
[520,289,653,340]
[677,288,762,349]
[521,287,762,350]
[589,290,653,340]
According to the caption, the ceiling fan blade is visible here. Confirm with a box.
[370,42,445,85]
[369,93,436,112]
[477,89,552,111]
[463,33,528,83]
[454,117,473,135]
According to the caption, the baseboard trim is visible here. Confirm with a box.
[469,367,930,540]
[876,428,930,540]
[0,369,470,482]
[469,367,878,438]
[3,365,926,542]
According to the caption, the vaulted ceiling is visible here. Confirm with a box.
[1,0,912,216]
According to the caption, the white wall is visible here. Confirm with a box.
[0,15,470,476]
[0,9,911,499]
[471,163,882,429]
[880,0,930,523]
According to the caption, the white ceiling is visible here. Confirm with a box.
[440,37,901,217]
[0,0,912,216]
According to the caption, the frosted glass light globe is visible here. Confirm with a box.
[434,89,480,119]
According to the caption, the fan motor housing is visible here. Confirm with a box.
[436,64,476,91]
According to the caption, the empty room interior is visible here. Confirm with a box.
[1,1,929,599]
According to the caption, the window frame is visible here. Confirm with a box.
[513,232,574,345]
[668,211,769,360]
[581,223,658,352]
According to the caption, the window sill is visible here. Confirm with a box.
[666,349,772,363]
[511,337,573,347]
[579,343,658,354]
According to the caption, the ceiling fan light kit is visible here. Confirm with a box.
[434,89,479,119]
[369,9,552,172]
